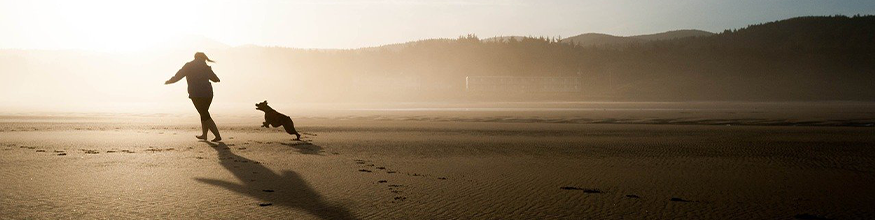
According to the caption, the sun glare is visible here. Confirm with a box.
[20,0,213,51]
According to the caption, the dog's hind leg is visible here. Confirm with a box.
[282,117,301,140]
[283,126,301,140]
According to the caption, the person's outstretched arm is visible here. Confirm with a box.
[207,66,220,83]
[165,64,187,84]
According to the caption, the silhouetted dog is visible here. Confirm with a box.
[255,100,301,140]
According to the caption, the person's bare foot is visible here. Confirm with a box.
[211,137,222,142]
[196,135,207,140]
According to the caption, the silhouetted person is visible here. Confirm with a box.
[165,52,222,141]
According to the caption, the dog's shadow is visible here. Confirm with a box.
[281,141,324,155]
[195,141,356,220]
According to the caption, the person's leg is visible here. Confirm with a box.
[192,98,210,140]
[207,119,221,142]
[203,97,221,142]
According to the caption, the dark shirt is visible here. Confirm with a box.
[168,61,219,98]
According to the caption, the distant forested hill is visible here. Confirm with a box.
[558,29,713,47]
[234,15,873,101]
[303,15,873,101]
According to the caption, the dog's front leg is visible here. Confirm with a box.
[262,122,269,128]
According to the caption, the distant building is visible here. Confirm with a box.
[465,76,582,93]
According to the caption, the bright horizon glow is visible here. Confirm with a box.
[1,0,874,51]
[0,0,254,51]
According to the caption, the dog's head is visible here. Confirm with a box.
[255,100,270,111]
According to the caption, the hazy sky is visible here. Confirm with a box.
[1,0,873,50]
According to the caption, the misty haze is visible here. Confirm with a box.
[1,1,874,219]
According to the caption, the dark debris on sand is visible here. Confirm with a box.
[794,213,831,220]
[258,203,273,207]
[670,197,692,202]
[358,169,372,173]
[560,186,603,193]
[625,194,640,199]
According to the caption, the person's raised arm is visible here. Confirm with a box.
[207,66,220,83]
[165,65,187,85]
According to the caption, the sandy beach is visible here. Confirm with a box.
[1,108,874,219]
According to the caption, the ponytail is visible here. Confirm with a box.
[194,52,215,63]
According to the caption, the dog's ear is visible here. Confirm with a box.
[264,100,268,104]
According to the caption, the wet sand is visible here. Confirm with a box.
[1,114,874,219]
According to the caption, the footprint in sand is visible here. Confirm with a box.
[36,150,46,152]
[378,180,387,183]
[358,169,372,173]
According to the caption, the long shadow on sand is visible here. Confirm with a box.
[195,141,356,220]
[281,142,324,155]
